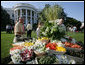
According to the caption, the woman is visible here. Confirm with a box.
[36,22,41,38]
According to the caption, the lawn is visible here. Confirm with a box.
[66,31,84,44]
[1,32,14,59]
[1,31,84,60]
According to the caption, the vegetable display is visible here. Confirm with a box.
[56,47,66,52]
[45,42,66,52]
[24,42,34,47]
[10,36,83,64]
[63,42,82,49]
[37,55,57,64]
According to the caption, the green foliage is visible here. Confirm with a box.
[38,55,56,64]
[39,4,66,22]
[40,21,66,40]
[1,6,12,31]
[64,17,81,31]
[32,23,38,30]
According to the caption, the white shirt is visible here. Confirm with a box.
[26,24,32,31]
[36,28,40,34]
[73,26,77,30]
[14,22,24,35]
[60,24,66,31]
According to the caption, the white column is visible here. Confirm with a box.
[26,9,27,26]
[14,10,15,23]
[16,10,18,21]
[30,10,32,26]
[20,9,22,17]
[34,11,35,23]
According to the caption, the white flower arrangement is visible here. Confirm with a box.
[10,49,21,55]
[59,55,68,64]
[11,54,22,64]
[34,40,46,53]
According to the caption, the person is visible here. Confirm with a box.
[13,17,25,43]
[6,25,9,33]
[26,22,32,39]
[80,23,84,32]
[36,22,41,38]
[9,25,12,33]
[58,18,66,32]
[73,26,77,32]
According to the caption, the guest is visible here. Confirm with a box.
[13,17,25,43]
[36,22,41,38]
[26,22,32,39]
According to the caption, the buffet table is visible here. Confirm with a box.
[8,54,84,64]
[9,37,84,64]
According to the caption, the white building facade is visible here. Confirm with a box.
[13,3,38,26]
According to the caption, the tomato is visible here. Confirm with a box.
[71,44,81,48]
[45,42,56,50]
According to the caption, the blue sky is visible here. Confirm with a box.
[1,1,84,22]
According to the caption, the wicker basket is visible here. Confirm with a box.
[41,39,49,44]
[12,42,25,47]
[65,47,82,52]
[47,50,66,55]
[34,51,46,56]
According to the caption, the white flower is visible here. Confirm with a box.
[60,55,68,64]
[69,59,76,64]
[57,41,64,47]
[63,59,68,64]
[45,27,49,32]
[11,54,21,64]
[51,40,57,43]
[10,49,21,55]
[45,48,50,51]
[42,32,47,36]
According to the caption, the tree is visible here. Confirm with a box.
[39,4,66,22]
[64,17,81,31]
[1,6,11,31]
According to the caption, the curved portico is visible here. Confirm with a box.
[13,3,38,26]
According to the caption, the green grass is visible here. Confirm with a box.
[66,32,84,44]
[1,32,14,59]
[1,31,84,59]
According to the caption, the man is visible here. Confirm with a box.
[26,22,32,39]
[58,18,66,32]
[13,17,25,43]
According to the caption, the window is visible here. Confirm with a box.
[18,10,20,17]
[22,9,26,16]
[27,10,30,16]
[28,17,30,22]
[32,11,34,17]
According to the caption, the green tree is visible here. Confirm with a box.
[64,17,81,31]
[1,6,11,31]
[39,4,66,22]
